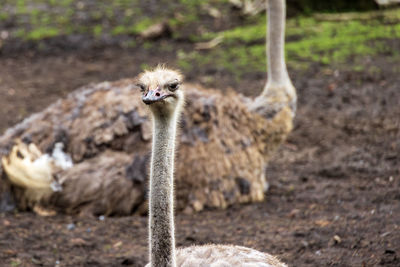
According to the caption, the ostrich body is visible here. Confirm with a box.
[0,0,295,216]
[141,66,286,267]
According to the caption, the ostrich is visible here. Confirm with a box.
[0,0,295,216]
[140,66,286,267]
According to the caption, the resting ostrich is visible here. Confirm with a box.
[140,66,286,267]
[0,0,295,215]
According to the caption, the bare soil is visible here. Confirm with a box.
[0,43,399,266]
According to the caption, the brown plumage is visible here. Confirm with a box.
[0,0,295,216]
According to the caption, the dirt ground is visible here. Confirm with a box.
[0,40,399,266]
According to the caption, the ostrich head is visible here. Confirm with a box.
[137,66,184,116]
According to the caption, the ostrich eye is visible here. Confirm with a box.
[137,83,146,92]
[167,82,179,91]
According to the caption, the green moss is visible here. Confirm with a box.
[40,14,51,25]
[93,25,103,37]
[195,8,400,70]
[105,8,114,19]
[112,18,155,36]
[112,25,127,35]
[168,18,180,28]
[2,0,400,77]
[56,15,70,25]
[285,16,400,65]
[142,41,153,49]
[14,28,26,38]
[0,12,10,21]
[179,0,202,9]
[140,63,150,71]
[59,0,73,7]
[91,10,103,20]
[177,59,193,72]
[352,65,365,72]
[217,22,265,44]
[368,65,381,75]
[10,259,22,267]
[27,27,59,40]
[171,7,400,80]
[16,0,27,14]
[129,18,153,34]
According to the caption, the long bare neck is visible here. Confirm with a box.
[251,0,296,119]
[149,111,179,267]
[266,0,291,88]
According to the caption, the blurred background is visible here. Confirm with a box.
[0,1,399,266]
[0,0,399,132]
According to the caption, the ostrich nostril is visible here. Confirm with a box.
[155,92,160,97]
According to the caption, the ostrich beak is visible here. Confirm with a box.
[142,89,171,105]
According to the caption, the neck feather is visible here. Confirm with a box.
[149,110,179,267]
[266,0,290,87]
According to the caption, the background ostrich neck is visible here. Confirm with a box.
[149,112,178,267]
[267,0,290,86]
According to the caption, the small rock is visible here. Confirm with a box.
[329,234,342,246]
[333,235,342,244]
[380,231,391,237]
[113,241,123,248]
[327,83,337,93]
[33,205,57,216]
[301,240,309,248]
[192,200,203,212]
[203,4,221,18]
[371,209,375,215]
[288,209,300,218]
[195,36,223,50]
[67,223,76,230]
[71,238,87,246]
[183,206,194,215]
[315,219,331,227]
[77,2,85,9]
[0,31,9,39]
[140,22,170,40]
[4,249,17,255]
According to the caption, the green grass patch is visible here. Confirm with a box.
[27,27,59,40]
[1,0,400,78]
[129,18,154,34]
[0,12,10,21]
[185,8,400,75]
